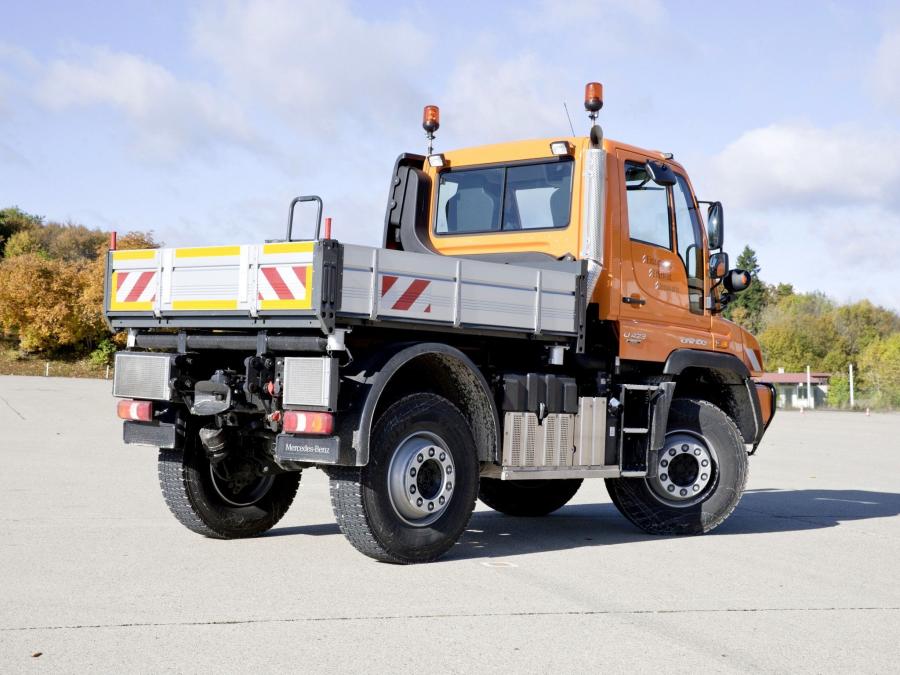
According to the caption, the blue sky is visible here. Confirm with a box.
[2,0,899,309]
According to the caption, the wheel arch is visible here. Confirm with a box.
[335,342,499,466]
[663,349,764,446]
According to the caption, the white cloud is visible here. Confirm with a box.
[870,24,900,112]
[191,0,429,138]
[34,47,258,161]
[707,122,900,209]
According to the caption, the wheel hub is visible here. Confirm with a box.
[388,432,455,527]
[209,460,274,507]
[647,432,715,506]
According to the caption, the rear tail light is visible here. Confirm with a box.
[283,411,334,435]
[117,399,153,422]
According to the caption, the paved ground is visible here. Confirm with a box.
[1,375,899,673]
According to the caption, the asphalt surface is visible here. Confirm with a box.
[1,375,899,673]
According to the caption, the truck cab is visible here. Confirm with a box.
[108,83,774,563]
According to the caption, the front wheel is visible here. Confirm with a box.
[328,393,479,563]
[158,440,300,539]
[605,398,748,535]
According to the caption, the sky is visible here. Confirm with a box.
[1,0,899,310]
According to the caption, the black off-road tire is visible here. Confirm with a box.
[479,478,583,516]
[328,393,479,564]
[158,442,300,539]
[605,398,748,535]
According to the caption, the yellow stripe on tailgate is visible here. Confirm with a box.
[112,249,157,261]
[259,298,313,310]
[171,300,239,311]
[174,246,241,258]
[262,242,315,255]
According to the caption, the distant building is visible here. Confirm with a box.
[757,370,831,409]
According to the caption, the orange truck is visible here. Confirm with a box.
[107,83,774,563]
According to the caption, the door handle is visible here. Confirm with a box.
[622,295,646,306]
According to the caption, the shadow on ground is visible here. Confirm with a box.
[267,488,900,560]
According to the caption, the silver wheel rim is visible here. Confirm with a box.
[645,431,717,508]
[209,464,275,507]
[387,431,455,527]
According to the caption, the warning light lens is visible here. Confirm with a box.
[550,141,571,156]
[427,154,445,168]
[283,411,334,435]
[117,399,153,422]
[422,105,440,133]
[584,82,603,113]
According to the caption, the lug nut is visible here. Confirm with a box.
[701,459,709,467]
[428,502,435,511]
[693,485,699,491]
[667,485,675,492]
[439,496,445,505]
[446,482,452,490]
[410,468,416,477]
[446,466,453,474]
[417,454,423,463]
[439,452,446,461]
[669,449,676,456]
[694,448,701,456]
[661,459,668,467]
[701,473,708,481]
[416,498,423,507]
[680,489,688,496]
[429,448,435,457]
[410,485,416,494]
[681,444,689,452]
[660,473,668,481]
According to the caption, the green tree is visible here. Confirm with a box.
[724,245,769,333]
[858,334,900,408]
[0,206,42,256]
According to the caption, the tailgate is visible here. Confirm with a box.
[105,240,339,328]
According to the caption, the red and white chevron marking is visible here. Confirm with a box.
[381,275,431,313]
[115,270,157,304]
[258,265,309,301]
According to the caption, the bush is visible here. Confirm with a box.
[89,338,118,366]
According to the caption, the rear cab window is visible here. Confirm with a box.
[435,159,573,235]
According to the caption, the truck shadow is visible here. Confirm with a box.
[445,488,900,561]
[266,488,900,559]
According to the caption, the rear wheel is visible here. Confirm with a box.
[479,478,582,516]
[158,438,300,539]
[328,393,479,563]
[605,398,747,535]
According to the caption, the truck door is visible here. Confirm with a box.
[616,150,710,361]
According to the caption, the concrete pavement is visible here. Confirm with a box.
[1,375,898,672]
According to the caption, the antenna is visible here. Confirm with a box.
[563,101,576,136]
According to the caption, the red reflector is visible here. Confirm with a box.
[117,399,153,422]
[283,411,334,435]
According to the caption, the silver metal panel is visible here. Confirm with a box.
[283,357,337,410]
[500,467,620,480]
[502,412,574,469]
[113,352,172,401]
[574,397,607,466]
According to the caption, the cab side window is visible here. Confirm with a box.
[625,162,671,249]
[672,174,705,314]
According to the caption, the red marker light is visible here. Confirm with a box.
[283,411,334,435]
[117,399,153,421]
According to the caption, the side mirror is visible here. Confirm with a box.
[709,251,729,280]
[645,160,676,187]
[723,268,751,293]
[707,201,724,250]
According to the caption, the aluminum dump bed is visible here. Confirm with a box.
[105,240,585,340]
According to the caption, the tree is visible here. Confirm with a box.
[858,334,900,408]
[724,245,769,333]
[4,221,106,261]
[0,207,42,256]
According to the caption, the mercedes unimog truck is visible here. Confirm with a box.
[107,83,775,563]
